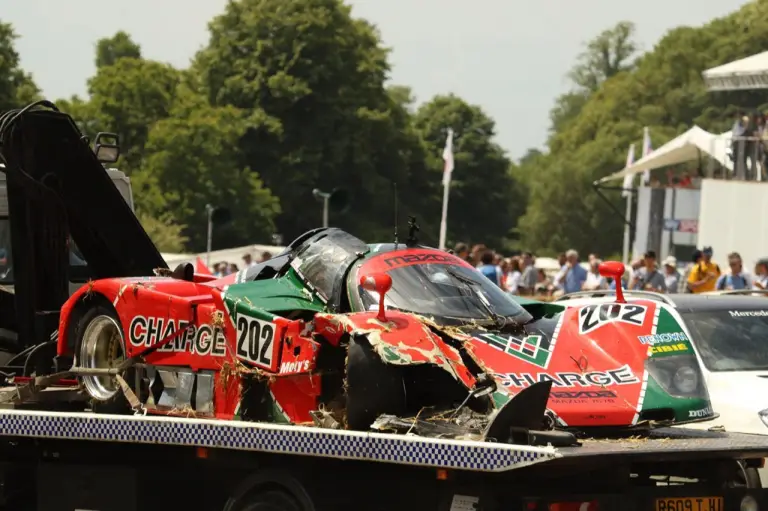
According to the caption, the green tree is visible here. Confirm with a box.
[0,21,39,112]
[139,106,280,251]
[413,94,524,250]
[519,2,768,257]
[86,57,180,169]
[95,31,142,68]
[549,21,638,135]
[191,0,421,241]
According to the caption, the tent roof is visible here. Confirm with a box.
[598,126,732,184]
[703,51,768,91]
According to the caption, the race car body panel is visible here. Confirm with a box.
[57,228,716,436]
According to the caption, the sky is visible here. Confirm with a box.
[0,0,752,160]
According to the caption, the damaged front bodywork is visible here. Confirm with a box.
[55,228,715,448]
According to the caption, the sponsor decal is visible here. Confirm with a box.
[578,303,647,334]
[477,333,553,369]
[495,364,639,389]
[638,332,688,345]
[650,343,689,354]
[729,310,768,317]
[382,253,456,268]
[279,360,311,373]
[236,315,277,368]
[128,316,226,357]
[689,406,713,418]
[550,390,617,400]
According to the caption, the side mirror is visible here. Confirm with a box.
[359,272,393,322]
[93,132,120,164]
[599,261,626,304]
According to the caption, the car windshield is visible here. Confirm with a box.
[682,310,768,371]
[291,229,368,303]
[356,256,532,325]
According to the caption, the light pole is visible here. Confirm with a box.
[312,188,331,228]
[205,204,214,268]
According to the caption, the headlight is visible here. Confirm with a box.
[759,408,768,428]
[645,354,707,399]
[673,366,698,394]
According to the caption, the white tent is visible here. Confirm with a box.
[162,244,286,268]
[597,126,732,183]
[703,51,768,91]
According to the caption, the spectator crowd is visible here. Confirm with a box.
[211,250,273,277]
[451,242,768,298]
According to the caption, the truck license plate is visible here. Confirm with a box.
[655,497,723,511]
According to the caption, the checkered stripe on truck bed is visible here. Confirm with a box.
[0,410,559,472]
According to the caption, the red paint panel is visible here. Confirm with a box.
[359,248,471,274]
[466,301,658,427]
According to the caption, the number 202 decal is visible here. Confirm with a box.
[578,303,648,334]
[236,315,277,368]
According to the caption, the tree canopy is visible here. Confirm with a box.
[518,0,768,258]
[1,0,766,256]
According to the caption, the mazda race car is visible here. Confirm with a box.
[56,226,716,442]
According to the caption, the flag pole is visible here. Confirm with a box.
[438,128,454,250]
[438,180,451,250]
[621,143,636,265]
[621,193,632,264]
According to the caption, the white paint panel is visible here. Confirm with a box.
[633,186,651,261]
[698,178,768,269]
[671,188,700,247]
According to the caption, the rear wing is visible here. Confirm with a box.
[554,289,676,306]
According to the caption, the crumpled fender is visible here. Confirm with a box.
[314,312,476,390]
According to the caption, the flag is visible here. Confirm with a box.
[621,143,636,198]
[195,256,212,276]
[641,127,653,185]
[442,128,454,187]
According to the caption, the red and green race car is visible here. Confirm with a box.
[56,225,715,444]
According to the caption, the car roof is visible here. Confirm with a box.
[664,293,768,313]
[556,290,768,313]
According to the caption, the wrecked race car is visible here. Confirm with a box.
[54,226,716,444]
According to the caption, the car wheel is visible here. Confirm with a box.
[73,305,134,414]
[724,461,762,488]
[224,490,303,511]
[345,335,406,430]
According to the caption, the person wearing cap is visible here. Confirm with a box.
[662,256,680,294]
[715,252,752,291]
[687,246,721,293]
[629,251,666,292]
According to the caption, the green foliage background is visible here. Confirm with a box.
[1,0,766,254]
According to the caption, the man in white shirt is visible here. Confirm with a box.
[242,253,258,268]
[582,259,607,290]
[715,252,752,290]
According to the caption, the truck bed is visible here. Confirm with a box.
[0,408,766,474]
[553,427,768,466]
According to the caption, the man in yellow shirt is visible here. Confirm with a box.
[687,246,721,293]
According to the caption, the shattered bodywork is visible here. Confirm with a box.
[55,228,716,445]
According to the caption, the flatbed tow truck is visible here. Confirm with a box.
[0,102,765,511]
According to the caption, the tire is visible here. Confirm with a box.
[225,490,302,511]
[725,461,762,488]
[345,335,406,430]
[743,466,762,488]
[72,304,134,414]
